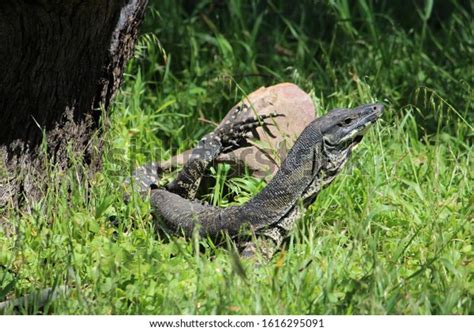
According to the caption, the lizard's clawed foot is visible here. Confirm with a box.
[239,238,278,261]
[214,103,284,152]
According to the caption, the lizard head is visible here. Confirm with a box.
[318,103,384,174]
[297,103,383,206]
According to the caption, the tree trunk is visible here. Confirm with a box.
[0,0,148,206]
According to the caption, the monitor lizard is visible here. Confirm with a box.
[129,103,384,258]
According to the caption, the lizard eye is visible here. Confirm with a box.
[337,117,353,127]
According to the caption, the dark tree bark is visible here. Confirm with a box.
[0,0,148,205]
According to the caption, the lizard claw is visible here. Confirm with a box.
[218,109,284,151]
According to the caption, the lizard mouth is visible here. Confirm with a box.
[344,110,380,149]
[349,134,364,150]
[352,134,363,145]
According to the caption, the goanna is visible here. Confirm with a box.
[130,103,384,258]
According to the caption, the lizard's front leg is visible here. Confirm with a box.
[164,132,223,200]
[239,227,284,260]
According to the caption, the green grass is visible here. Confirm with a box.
[1,0,472,314]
